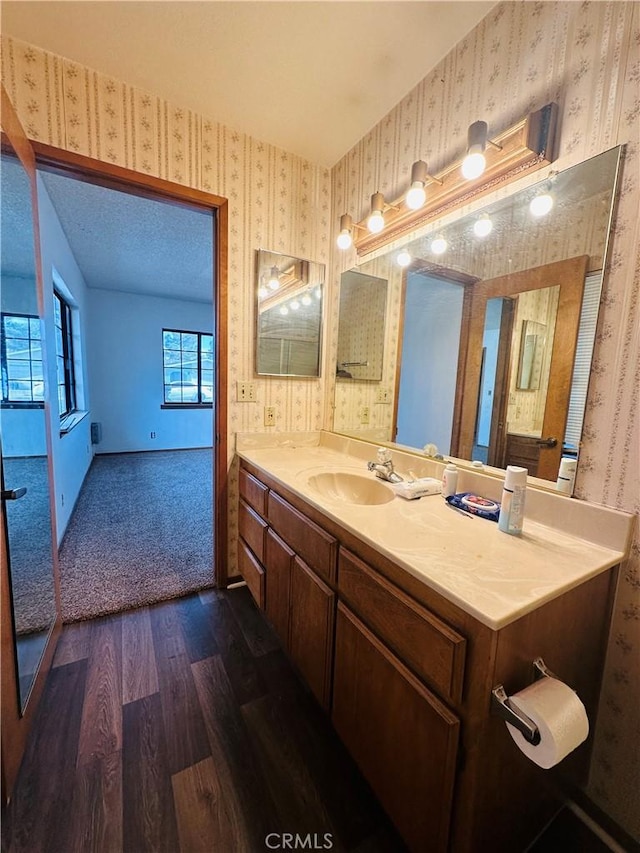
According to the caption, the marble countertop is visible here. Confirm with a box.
[236,436,632,630]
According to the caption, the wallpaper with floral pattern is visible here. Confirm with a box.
[0,33,332,591]
[329,1,639,839]
[1,0,638,837]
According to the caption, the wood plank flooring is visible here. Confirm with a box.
[2,588,406,853]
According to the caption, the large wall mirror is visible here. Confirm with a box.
[255,249,324,377]
[1,150,58,711]
[333,146,623,490]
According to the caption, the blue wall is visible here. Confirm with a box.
[476,298,503,448]
[37,174,94,544]
[87,288,213,454]
[396,273,464,454]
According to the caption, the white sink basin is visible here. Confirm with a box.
[306,471,395,505]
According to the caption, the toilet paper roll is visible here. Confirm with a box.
[506,677,589,769]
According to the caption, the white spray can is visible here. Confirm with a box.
[498,465,527,535]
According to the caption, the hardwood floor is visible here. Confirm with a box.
[2,588,406,853]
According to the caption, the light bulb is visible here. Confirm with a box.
[405,182,426,210]
[396,250,411,267]
[367,210,385,233]
[337,230,353,249]
[529,192,554,217]
[473,215,493,238]
[291,299,300,310]
[337,213,353,249]
[461,151,486,180]
[367,192,385,233]
[268,265,280,290]
[279,305,289,315]
[431,236,448,255]
[258,285,268,298]
[301,293,312,306]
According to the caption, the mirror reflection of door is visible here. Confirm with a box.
[473,296,514,467]
[1,150,58,712]
[459,256,588,480]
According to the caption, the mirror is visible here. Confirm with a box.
[516,320,547,391]
[336,269,388,380]
[255,249,324,377]
[333,146,623,488]
[1,151,58,711]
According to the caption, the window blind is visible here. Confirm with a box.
[564,272,602,448]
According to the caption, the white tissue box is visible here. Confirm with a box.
[391,478,442,500]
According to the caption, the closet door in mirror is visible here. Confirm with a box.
[1,84,61,803]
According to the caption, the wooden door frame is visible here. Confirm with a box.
[457,256,588,474]
[486,297,515,468]
[28,142,229,591]
[27,141,229,590]
[1,86,63,802]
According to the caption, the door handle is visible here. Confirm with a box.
[1,487,27,501]
[535,437,558,448]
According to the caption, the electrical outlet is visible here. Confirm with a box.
[264,406,276,426]
[375,388,392,404]
[150,431,156,439]
[237,381,257,402]
[360,406,370,425]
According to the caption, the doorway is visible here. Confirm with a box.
[34,143,227,600]
[395,269,466,454]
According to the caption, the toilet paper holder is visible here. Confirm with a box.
[491,658,559,745]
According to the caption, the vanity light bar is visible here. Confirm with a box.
[342,103,558,255]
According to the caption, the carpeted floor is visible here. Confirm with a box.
[59,449,214,622]
[3,456,57,636]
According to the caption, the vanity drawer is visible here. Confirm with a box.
[238,538,265,608]
[267,491,337,585]
[338,548,466,705]
[239,467,268,517]
[238,498,268,563]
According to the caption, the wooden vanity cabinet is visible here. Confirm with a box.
[237,460,616,853]
[238,469,337,710]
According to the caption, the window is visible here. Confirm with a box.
[162,329,213,405]
[0,313,44,406]
[54,291,76,417]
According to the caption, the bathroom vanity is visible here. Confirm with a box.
[235,433,631,853]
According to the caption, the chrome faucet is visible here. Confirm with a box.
[367,448,403,484]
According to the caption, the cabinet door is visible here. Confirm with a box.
[338,548,466,705]
[238,538,265,608]
[238,499,267,562]
[264,529,294,647]
[332,603,459,853]
[289,557,335,710]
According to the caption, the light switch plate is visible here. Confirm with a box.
[237,381,257,402]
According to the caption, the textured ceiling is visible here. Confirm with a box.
[40,171,214,303]
[1,1,495,166]
[1,155,37,279]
